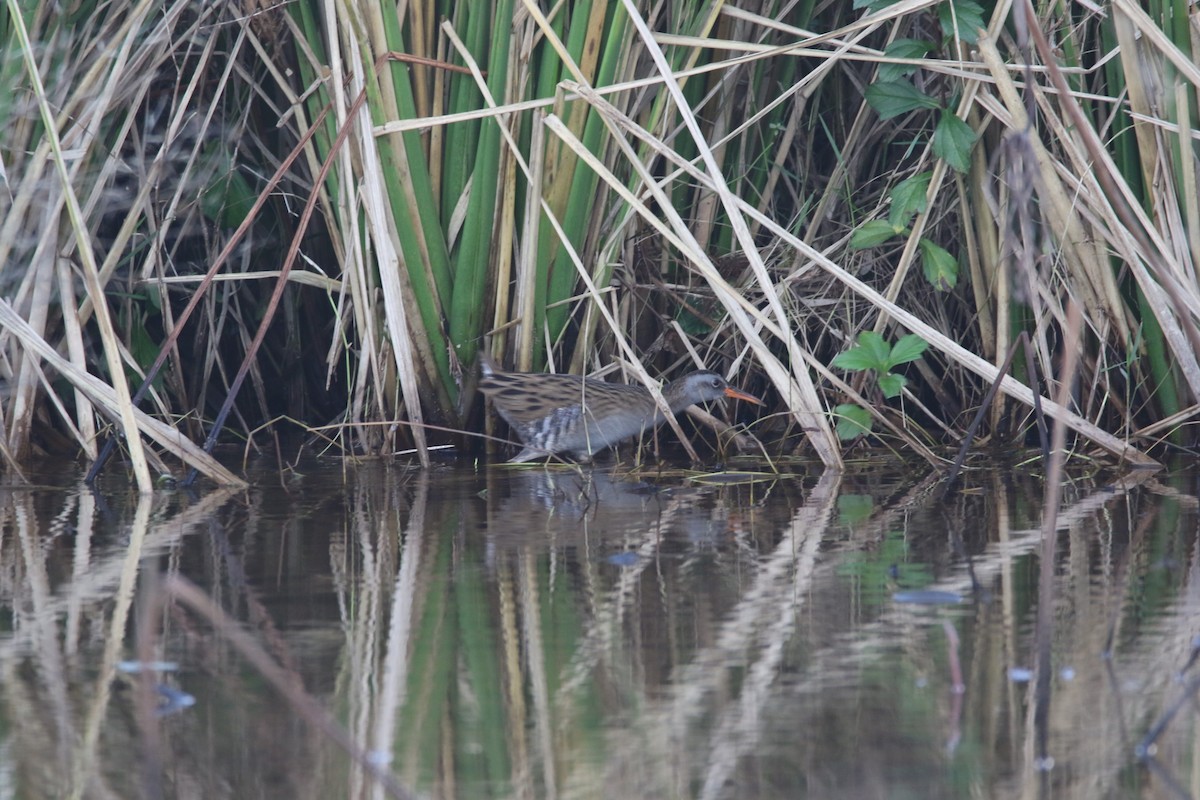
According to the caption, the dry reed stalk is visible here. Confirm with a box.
[511,114,546,372]
[6,0,153,490]
[571,77,1155,464]
[696,0,1180,460]
[561,84,935,464]
[443,20,708,460]
[541,2,846,462]
[0,300,246,485]
[1013,4,1200,404]
[347,55,432,465]
[0,1,279,482]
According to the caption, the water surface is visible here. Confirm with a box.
[0,459,1194,799]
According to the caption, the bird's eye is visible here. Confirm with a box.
[711,378,721,389]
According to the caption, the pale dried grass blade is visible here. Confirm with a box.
[587,78,1153,464]
[0,300,247,486]
[7,0,152,491]
[56,259,97,459]
[350,13,430,467]
[617,0,841,467]
[994,24,1200,400]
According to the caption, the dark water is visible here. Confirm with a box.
[0,458,1195,799]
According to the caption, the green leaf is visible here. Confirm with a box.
[888,172,932,228]
[127,312,165,394]
[200,156,256,228]
[142,287,162,312]
[851,219,904,249]
[675,305,714,337]
[857,331,893,365]
[879,39,935,82]
[919,238,959,290]
[933,111,977,173]
[938,0,986,44]
[889,333,929,366]
[833,331,893,373]
[854,0,898,11]
[832,349,878,372]
[879,373,907,399]
[865,80,941,120]
[835,404,874,439]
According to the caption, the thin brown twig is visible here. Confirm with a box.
[386,51,483,76]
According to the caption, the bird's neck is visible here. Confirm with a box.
[661,383,695,415]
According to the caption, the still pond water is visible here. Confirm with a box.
[0,457,1196,799]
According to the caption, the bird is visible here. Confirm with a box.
[479,357,763,463]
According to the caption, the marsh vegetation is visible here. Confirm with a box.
[0,1,1196,479]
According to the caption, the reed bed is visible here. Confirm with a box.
[0,0,1197,481]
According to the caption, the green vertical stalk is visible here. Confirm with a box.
[448,0,516,371]
[287,1,341,206]
[1136,286,1182,430]
[380,10,454,307]
[375,7,458,407]
[539,3,628,364]
[440,4,485,233]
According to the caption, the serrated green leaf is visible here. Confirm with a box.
[938,0,986,44]
[933,111,977,173]
[865,80,941,120]
[919,238,959,290]
[891,172,931,214]
[888,172,932,227]
[832,349,878,372]
[851,219,903,249]
[879,39,935,82]
[889,333,929,366]
[834,331,899,373]
[835,404,874,440]
[856,331,892,364]
[879,373,907,399]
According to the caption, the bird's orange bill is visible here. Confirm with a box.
[722,386,763,405]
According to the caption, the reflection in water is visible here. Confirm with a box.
[0,461,1195,798]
